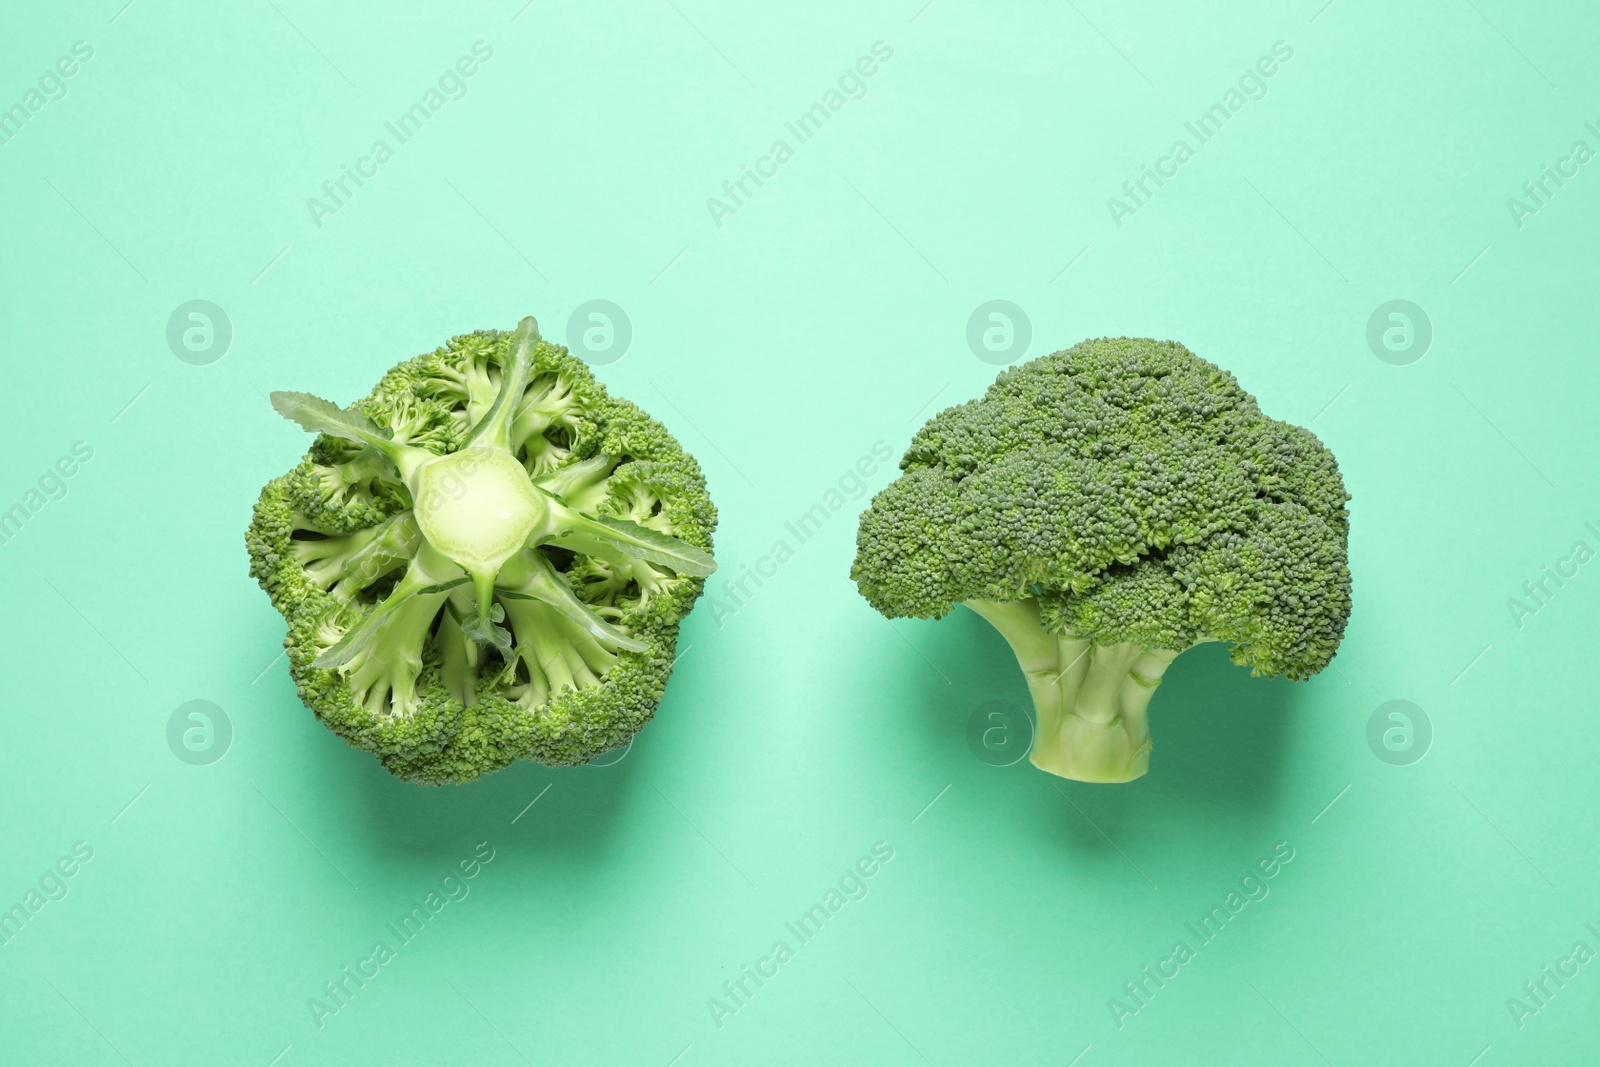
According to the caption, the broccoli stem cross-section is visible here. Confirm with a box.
[966,599,1187,783]
[248,314,720,783]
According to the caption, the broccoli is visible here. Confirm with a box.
[850,338,1351,783]
[246,317,717,785]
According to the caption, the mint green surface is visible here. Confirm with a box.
[2,2,1596,1064]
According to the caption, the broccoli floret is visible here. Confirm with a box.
[246,317,717,785]
[850,338,1351,783]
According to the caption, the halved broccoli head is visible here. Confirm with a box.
[851,338,1350,783]
[247,318,717,785]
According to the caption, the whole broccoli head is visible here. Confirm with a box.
[247,317,716,785]
[851,338,1351,783]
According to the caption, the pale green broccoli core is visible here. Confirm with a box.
[411,448,549,575]
[270,317,715,718]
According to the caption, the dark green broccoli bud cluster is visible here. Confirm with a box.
[246,318,717,785]
[851,338,1350,782]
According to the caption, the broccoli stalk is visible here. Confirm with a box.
[966,599,1188,782]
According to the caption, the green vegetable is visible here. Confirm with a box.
[247,317,717,784]
[850,338,1351,783]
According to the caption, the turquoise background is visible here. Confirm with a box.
[2,0,1597,1063]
